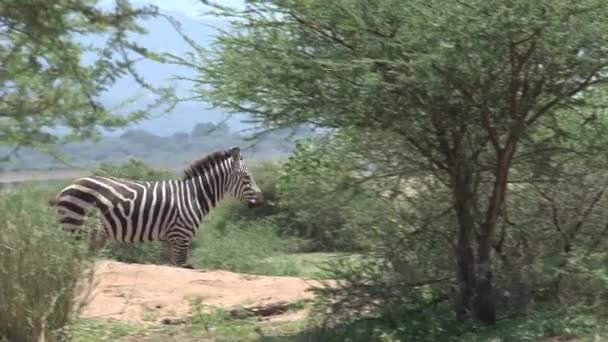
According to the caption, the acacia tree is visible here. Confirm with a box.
[0,0,172,156]
[182,0,608,324]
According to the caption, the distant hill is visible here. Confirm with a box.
[2,122,317,172]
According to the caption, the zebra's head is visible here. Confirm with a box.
[227,147,262,208]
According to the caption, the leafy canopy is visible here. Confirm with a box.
[189,0,608,150]
[0,0,173,155]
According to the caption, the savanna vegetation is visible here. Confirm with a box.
[3,0,608,341]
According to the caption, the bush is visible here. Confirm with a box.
[98,241,164,265]
[311,206,455,341]
[304,137,608,340]
[274,139,391,251]
[0,187,94,342]
[92,158,173,181]
[190,219,307,274]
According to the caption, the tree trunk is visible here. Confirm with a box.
[474,143,517,324]
[476,226,496,324]
[455,214,476,321]
[450,158,477,322]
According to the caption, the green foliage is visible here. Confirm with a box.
[190,217,308,276]
[249,162,281,213]
[0,187,94,342]
[290,306,608,342]
[0,0,174,154]
[70,306,310,341]
[68,318,144,342]
[490,158,608,312]
[307,171,455,336]
[261,253,356,279]
[67,306,608,341]
[275,138,395,251]
[458,307,608,342]
[92,158,173,181]
[99,242,164,265]
[194,0,608,136]
[186,0,608,325]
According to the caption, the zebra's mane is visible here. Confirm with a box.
[182,150,233,180]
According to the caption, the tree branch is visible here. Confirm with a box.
[526,65,608,126]
[289,12,356,51]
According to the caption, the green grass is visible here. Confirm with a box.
[192,222,359,278]
[259,253,361,278]
[458,306,608,342]
[187,199,362,278]
[190,219,308,274]
[70,317,311,342]
[69,298,315,342]
[279,306,608,342]
[100,241,164,265]
[71,306,608,342]
[68,318,145,342]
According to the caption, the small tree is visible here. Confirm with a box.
[179,0,608,324]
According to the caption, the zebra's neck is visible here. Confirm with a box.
[185,170,229,216]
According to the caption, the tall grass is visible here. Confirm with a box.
[190,201,310,275]
[0,186,94,342]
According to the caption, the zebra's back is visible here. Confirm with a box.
[54,176,180,243]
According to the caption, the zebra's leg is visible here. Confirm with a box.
[168,238,194,269]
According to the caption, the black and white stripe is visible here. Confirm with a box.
[50,147,261,268]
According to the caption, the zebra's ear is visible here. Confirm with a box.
[228,146,241,160]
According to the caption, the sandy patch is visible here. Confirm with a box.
[79,260,326,324]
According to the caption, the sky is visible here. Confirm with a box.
[102,0,245,19]
[93,0,250,136]
[148,0,244,17]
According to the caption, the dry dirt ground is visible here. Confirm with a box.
[79,260,327,325]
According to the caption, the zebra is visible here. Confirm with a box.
[49,146,262,268]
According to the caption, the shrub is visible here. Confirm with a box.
[0,187,94,342]
[97,241,164,265]
[306,148,608,340]
[92,158,173,181]
[275,139,391,251]
[190,219,307,275]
